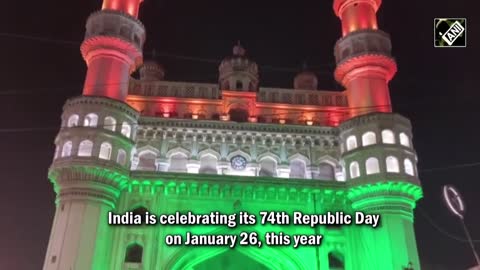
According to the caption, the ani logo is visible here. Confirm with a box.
[230,155,247,171]
[434,18,467,47]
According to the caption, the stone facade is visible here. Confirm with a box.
[43,0,423,269]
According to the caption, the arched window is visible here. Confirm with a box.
[289,159,307,179]
[386,156,400,173]
[61,141,72,157]
[124,243,143,263]
[362,131,376,146]
[168,153,188,173]
[349,162,360,179]
[67,115,79,127]
[318,163,335,180]
[404,158,415,176]
[117,149,127,165]
[137,151,157,171]
[78,140,93,157]
[365,157,380,175]
[199,155,218,174]
[121,122,131,138]
[99,142,112,160]
[259,158,277,177]
[104,116,116,132]
[381,129,395,144]
[346,135,357,151]
[328,252,345,270]
[400,132,410,147]
[83,113,98,127]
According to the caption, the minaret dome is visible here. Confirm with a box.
[293,63,318,90]
[139,60,165,81]
[218,42,259,92]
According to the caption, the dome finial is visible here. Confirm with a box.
[233,40,246,57]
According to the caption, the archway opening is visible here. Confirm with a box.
[229,108,249,123]
[192,249,271,270]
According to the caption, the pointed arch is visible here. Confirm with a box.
[256,152,280,164]
[288,153,310,179]
[136,146,159,171]
[316,155,339,167]
[164,228,309,270]
[136,145,160,156]
[287,153,311,166]
[198,149,221,160]
[167,147,190,173]
[198,149,220,174]
[166,147,190,159]
[227,149,252,162]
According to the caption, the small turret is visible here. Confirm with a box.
[293,63,318,90]
[139,60,165,81]
[218,42,259,92]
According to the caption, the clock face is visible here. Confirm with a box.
[231,155,247,171]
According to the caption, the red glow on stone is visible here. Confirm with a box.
[102,0,143,18]
[341,2,378,36]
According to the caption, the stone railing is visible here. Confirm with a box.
[128,80,219,99]
[258,87,348,107]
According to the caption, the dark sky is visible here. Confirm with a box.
[1,0,479,269]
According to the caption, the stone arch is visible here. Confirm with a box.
[198,148,221,160]
[136,145,160,156]
[257,152,281,164]
[227,149,251,162]
[164,232,308,270]
[288,153,311,166]
[316,155,339,167]
[166,147,190,159]
[136,146,159,171]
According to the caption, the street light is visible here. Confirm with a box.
[442,185,480,267]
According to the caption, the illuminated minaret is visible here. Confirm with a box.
[81,0,146,101]
[333,0,397,117]
[334,1,422,270]
[43,0,145,269]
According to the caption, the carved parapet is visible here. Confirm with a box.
[346,181,422,219]
[48,163,130,207]
[81,10,146,70]
[334,29,393,65]
[128,171,348,207]
[84,10,145,50]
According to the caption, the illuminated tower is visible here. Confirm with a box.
[43,0,145,269]
[333,0,397,117]
[333,0,422,269]
[43,0,423,269]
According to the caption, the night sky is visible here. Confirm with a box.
[1,0,479,269]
